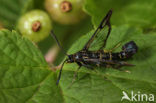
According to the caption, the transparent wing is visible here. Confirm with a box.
[83,9,112,51]
[89,24,110,51]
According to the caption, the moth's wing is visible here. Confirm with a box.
[89,24,110,51]
[83,10,112,51]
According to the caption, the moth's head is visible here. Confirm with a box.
[66,55,74,63]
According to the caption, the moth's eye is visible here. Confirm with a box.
[122,52,126,56]
[75,55,79,59]
[68,56,72,59]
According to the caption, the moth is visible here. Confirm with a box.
[51,9,138,85]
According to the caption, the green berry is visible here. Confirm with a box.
[45,0,86,25]
[17,10,52,42]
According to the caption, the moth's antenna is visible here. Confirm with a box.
[51,31,69,56]
[56,59,67,85]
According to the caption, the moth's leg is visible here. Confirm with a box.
[100,59,134,67]
[110,42,121,52]
[112,61,134,73]
[72,62,94,79]
[68,64,81,89]
[119,61,134,66]
[82,62,100,73]
[72,65,81,83]
[115,61,134,68]
[83,10,112,51]
[98,59,134,73]
[72,62,82,79]
[104,42,121,52]
[81,63,94,69]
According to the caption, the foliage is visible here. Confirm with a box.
[84,0,156,29]
[0,30,63,103]
[0,0,156,103]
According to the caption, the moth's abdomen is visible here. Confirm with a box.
[80,41,138,61]
[121,41,138,58]
[103,41,138,60]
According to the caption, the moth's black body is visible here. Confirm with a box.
[51,9,138,84]
[67,41,137,63]
[67,41,137,68]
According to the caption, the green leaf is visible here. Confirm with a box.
[0,29,63,103]
[84,0,156,29]
[59,25,156,103]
